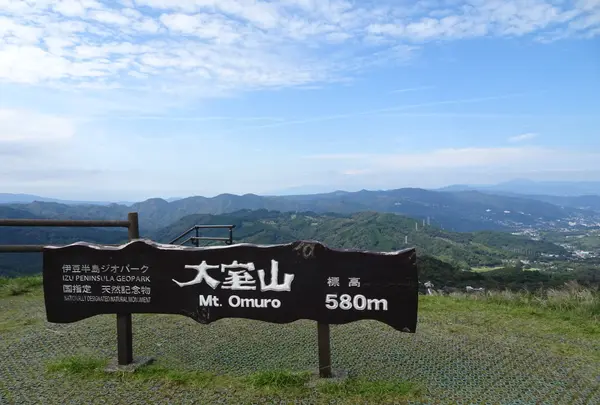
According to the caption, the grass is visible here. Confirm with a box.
[44,357,422,404]
[46,357,220,388]
[421,284,600,365]
[245,369,312,389]
[0,275,43,298]
[46,356,106,375]
[0,317,38,333]
[2,276,599,404]
[447,281,600,322]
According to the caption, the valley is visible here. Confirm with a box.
[1,187,599,291]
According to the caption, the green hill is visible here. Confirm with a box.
[155,210,595,290]
[2,208,594,290]
[154,210,568,269]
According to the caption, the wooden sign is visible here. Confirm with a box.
[43,240,418,332]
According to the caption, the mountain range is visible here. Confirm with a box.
[438,179,600,197]
[2,180,599,205]
[2,188,598,290]
[3,186,600,233]
[0,193,134,206]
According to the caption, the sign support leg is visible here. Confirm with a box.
[317,322,332,378]
[117,313,133,365]
[115,212,139,366]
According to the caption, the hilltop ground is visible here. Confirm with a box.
[1,278,598,405]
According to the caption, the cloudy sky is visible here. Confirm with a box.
[0,0,599,201]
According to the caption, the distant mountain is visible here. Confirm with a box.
[262,185,350,195]
[0,193,133,206]
[502,194,600,213]
[0,193,66,204]
[3,187,599,233]
[439,179,600,197]
[438,181,600,212]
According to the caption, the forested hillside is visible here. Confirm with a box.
[1,208,597,289]
[4,187,598,232]
[154,210,568,268]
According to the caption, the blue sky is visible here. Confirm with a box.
[0,0,599,201]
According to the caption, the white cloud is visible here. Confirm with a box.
[377,147,546,170]
[341,169,371,175]
[0,0,596,93]
[159,13,243,43]
[303,146,600,173]
[0,109,76,143]
[89,10,132,26]
[0,3,597,200]
[509,132,538,142]
[0,16,44,44]
[52,0,101,17]
[306,153,370,160]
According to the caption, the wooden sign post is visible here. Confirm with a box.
[43,240,418,376]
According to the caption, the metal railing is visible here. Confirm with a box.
[168,224,235,247]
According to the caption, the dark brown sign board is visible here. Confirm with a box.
[43,240,418,332]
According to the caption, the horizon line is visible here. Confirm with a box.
[2,178,600,204]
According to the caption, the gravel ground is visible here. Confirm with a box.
[1,291,598,405]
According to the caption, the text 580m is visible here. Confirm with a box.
[325,294,388,311]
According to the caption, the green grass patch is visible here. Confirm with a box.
[317,378,422,403]
[46,357,222,387]
[450,282,600,321]
[245,370,311,389]
[0,317,39,333]
[45,356,421,403]
[46,356,107,376]
[0,275,43,298]
[420,291,600,364]
[421,293,599,336]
